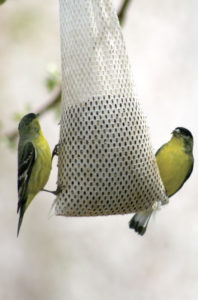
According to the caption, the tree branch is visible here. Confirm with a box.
[36,86,61,116]
[1,86,61,144]
[118,0,133,26]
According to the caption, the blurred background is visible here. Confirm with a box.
[0,0,198,299]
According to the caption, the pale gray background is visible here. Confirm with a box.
[0,0,198,299]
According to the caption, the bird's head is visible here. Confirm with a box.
[18,113,41,137]
[172,127,193,152]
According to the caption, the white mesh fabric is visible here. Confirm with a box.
[55,0,168,216]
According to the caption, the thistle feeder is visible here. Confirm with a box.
[55,0,168,217]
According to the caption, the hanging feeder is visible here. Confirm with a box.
[55,0,168,217]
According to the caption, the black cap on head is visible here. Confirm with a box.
[18,113,37,130]
[174,127,193,139]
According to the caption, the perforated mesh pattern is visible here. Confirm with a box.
[55,0,168,216]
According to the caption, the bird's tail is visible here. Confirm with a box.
[129,210,153,235]
[17,194,31,237]
[17,207,25,237]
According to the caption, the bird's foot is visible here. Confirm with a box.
[42,185,62,195]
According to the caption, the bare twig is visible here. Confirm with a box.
[118,0,133,25]
[2,86,61,144]
[36,85,61,116]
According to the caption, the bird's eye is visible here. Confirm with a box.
[175,128,180,134]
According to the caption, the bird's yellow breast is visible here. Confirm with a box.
[26,131,51,205]
[156,138,192,197]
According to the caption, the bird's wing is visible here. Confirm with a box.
[17,141,36,214]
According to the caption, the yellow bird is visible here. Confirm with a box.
[129,127,194,235]
[17,113,52,236]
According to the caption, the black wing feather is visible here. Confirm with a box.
[17,141,35,234]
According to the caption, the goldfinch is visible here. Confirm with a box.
[129,127,194,235]
[17,113,51,236]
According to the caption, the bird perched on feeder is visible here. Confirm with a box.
[17,113,52,236]
[129,127,194,235]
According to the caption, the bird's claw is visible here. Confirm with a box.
[53,185,63,195]
[52,143,60,161]
[42,185,63,196]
